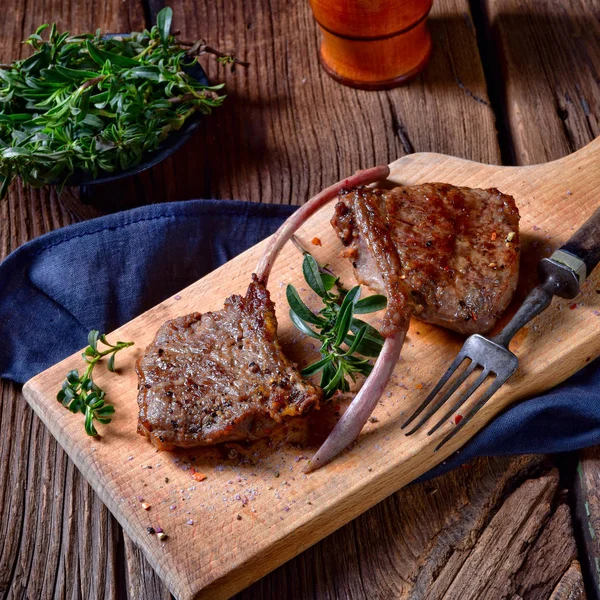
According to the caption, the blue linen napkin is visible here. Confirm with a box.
[2,198,599,476]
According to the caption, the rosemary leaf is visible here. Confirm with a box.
[288,252,387,398]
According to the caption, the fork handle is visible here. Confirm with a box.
[492,203,600,348]
[562,204,600,277]
[491,283,554,348]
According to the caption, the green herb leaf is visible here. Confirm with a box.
[354,294,387,314]
[57,331,133,436]
[322,362,345,395]
[286,284,325,326]
[86,41,139,68]
[334,300,354,348]
[346,318,384,357]
[88,329,100,351]
[157,7,173,47]
[300,354,333,377]
[321,273,337,291]
[127,66,161,81]
[289,310,322,340]
[0,17,235,199]
[342,325,367,356]
[302,254,327,298]
[66,369,80,384]
[287,250,386,398]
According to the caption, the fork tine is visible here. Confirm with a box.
[402,357,476,436]
[401,349,469,430]
[427,368,490,435]
[433,376,504,452]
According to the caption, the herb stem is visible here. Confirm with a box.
[57,331,134,436]
[78,75,106,91]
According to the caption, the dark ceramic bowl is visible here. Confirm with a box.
[64,36,209,187]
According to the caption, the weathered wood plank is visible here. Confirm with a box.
[123,533,172,600]
[484,1,600,597]
[550,561,587,600]
[573,447,600,597]
[233,455,544,599]
[484,0,599,164]
[513,504,578,599]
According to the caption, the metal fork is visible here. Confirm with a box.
[401,204,600,452]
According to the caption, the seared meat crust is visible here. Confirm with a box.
[332,183,520,335]
[136,276,321,449]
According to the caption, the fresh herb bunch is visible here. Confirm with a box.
[0,7,231,198]
[287,253,387,398]
[57,330,134,436]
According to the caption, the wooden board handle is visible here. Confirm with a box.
[562,204,600,276]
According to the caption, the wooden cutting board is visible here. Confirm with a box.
[23,137,600,600]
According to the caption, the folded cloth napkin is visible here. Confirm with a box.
[1,199,599,478]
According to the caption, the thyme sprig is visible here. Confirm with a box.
[0,7,239,198]
[57,330,134,436]
[287,253,387,398]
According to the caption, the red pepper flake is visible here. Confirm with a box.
[454,414,463,425]
[191,469,207,482]
[311,237,322,246]
[569,303,578,310]
[415,383,423,390]
[333,404,341,412]
[471,311,478,321]
[491,232,497,241]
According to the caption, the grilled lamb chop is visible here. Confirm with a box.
[137,276,321,450]
[306,183,520,471]
[331,183,521,335]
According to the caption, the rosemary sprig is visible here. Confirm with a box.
[287,253,387,398]
[57,330,134,436]
[0,7,240,198]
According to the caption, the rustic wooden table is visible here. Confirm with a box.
[0,0,598,598]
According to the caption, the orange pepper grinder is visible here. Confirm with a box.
[308,0,433,89]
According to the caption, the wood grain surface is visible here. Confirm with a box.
[483,3,600,598]
[22,138,600,599]
[1,0,599,599]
